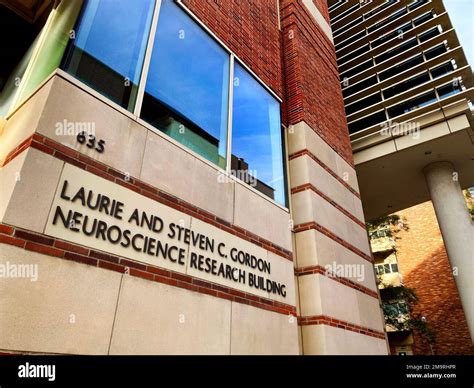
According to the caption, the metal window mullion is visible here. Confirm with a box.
[225,55,235,174]
[134,0,162,117]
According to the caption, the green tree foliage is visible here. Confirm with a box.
[380,283,436,344]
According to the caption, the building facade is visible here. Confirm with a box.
[328,0,474,342]
[370,196,474,355]
[0,0,387,355]
[395,200,474,355]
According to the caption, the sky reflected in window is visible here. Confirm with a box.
[144,0,229,154]
[232,62,285,206]
[63,0,154,110]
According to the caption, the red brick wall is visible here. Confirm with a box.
[280,0,354,166]
[182,0,284,98]
[395,202,474,355]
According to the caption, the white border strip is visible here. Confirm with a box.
[134,0,163,116]
[302,0,333,42]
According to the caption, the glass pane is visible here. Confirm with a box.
[62,0,155,111]
[391,263,399,273]
[20,0,84,104]
[141,0,229,169]
[424,44,447,60]
[1,0,83,116]
[383,73,430,99]
[0,31,39,117]
[388,90,437,117]
[384,264,391,273]
[430,61,454,79]
[437,82,462,99]
[232,62,286,206]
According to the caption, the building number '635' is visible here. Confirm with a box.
[76,131,105,153]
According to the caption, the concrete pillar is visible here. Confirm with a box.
[423,161,474,342]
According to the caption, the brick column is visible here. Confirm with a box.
[280,0,388,354]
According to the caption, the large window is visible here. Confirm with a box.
[232,63,285,205]
[348,110,386,133]
[387,90,437,117]
[62,0,155,111]
[382,72,431,99]
[141,0,285,205]
[61,0,287,206]
[141,0,229,169]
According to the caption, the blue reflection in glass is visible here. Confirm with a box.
[141,0,229,167]
[232,62,286,206]
[62,0,155,110]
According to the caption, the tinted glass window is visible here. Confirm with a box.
[409,0,428,11]
[232,63,285,205]
[345,92,382,115]
[141,0,229,168]
[379,54,423,81]
[336,30,366,50]
[388,90,437,117]
[437,82,462,99]
[342,75,378,98]
[348,110,386,133]
[375,37,417,64]
[364,0,397,19]
[430,61,454,78]
[338,44,369,66]
[368,7,407,33]
[383,72,430,99]
[334,16,362,37]
[332,3,359,24]
[61,0,286,206]
[62,0,155,111]
[341,59,373,80]
[419,27,440,43]
[425,44,447,60]
[371,22,412,48]
[413,11,433,26]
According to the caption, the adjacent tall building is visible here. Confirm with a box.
[328,0,474,342]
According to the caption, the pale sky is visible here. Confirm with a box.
[443,0,474,67]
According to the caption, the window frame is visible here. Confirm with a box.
[375,263,399,275]
[67,0,287,209]
[55,0,287,209]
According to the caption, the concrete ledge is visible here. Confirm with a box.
[298,273,384,332]
[302,324,388,355]
[292,190,371,256]
[288,121,359,193]
[295,229,377,291]
[0,72,291,251]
